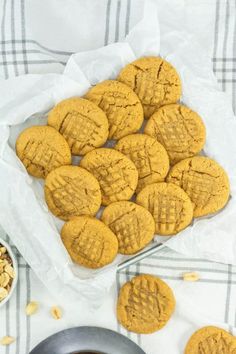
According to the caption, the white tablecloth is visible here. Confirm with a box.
[1,1,236,353]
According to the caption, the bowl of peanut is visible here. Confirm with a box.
[0,237,18,308]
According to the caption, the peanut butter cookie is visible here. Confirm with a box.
[85,80,143,139]
[48,97,109,155]
[115,134,169,192]
[136,182,193,235]
[145,104,206,164]
[184,326,236,354]
[118,57,181,118]
[45,166,101,220]
[80,148,138,205]
[117,274,175,334]
[101,201,155,254]
[167,156,230,217]
[61,216,118,269]
[16,126,71,178]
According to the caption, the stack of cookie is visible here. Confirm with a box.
[15,56,230,271]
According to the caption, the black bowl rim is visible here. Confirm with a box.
[29,326,146,354]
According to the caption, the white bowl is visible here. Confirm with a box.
[0,237,18,308]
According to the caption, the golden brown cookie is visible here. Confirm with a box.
[117,274,175,334]
[115,134,169,192]
[118,57,181,118]
[61,216,118,269]
[85,80,143,139]
[80,148,138,205]
[101,201,155,255]
[184,326,236,354]
[44,166,101,221]
[16,126,71,178]
[47,97,109,155]
[145,104,206,164]
[167,156,230,217]
[136,182,193,235]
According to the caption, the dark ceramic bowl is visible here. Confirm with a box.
[30,326,145,354]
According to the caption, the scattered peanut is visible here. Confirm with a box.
[0,336,15,346]
[183,272,200,282]
[51,306,62,320]
[25,301,39,316]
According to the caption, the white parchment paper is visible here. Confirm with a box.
[0,0,236,304]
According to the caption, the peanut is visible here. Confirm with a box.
[0,244,15,303]
[0,247,6,255]
[5,264,15,279]
[0,272,10,287]
[183,272,200,282]
[0,336,15,346]
[0,287,8,300]
[25,301,39,316]
[51,306,62,320]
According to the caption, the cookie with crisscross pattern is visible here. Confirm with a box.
[61,216,118,269]
[117,274,175,334]
[145,104,206,164]
[16,126,71,178]
[184,326,236,354]
[115,133,169,192]
[80,148,138,205]
[101,201,155,254]
[48,97,109,155]
[85,80,143,139]
[136,182,193,235]
[118,57,181,118]
[45,165,101,220]
[167,156,230,217]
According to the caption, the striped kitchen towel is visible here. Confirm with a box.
[1,228,236,354]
